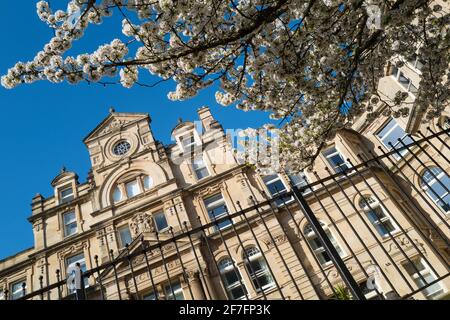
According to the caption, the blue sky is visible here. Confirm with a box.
[0,2,273,260]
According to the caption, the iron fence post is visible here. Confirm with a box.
[290,184,366,300]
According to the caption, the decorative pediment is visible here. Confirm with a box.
[83,112,150,143]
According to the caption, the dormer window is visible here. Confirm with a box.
[60,187,74,204]
[180,134,196,153]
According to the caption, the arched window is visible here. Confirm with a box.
[112,186,123,203]
[304,222,344,266]
[359,196,398,237]
[421,167,450,213]
[243,247,275,292]
[218,258,247,300]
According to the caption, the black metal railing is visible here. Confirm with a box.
[2,126,450,301]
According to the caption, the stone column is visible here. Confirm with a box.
[186,270,207,300]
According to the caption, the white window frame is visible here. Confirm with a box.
[153,211,169,232]
[66,253,88,292]
[376,118,412,160]
[304,222,345,267]
[288,171,312,194]
[164,280,184,300]
[204,193,231,231]
[390,64,419,94]
[404,258,445,300]
[180,133,197,153]
[262,174,294,206]
[192,154,210,180]
[421,167,450,214]
[63,211,77,237]
[244,247,275,293]
[219,258,248,300]
[10,280,26,300]
[360,196,399,238]
[322,146,351,174]
[443,117,450,130]
[60,186,74,204]
[125,179,141,198]
[403,54,425,73]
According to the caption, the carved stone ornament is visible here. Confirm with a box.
[130,212,155,238]
[100,119,124,135]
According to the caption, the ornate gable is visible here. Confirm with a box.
[83,111,150,144]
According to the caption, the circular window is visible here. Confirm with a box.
[113,140,131,156]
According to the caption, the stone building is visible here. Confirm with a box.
[0,60,449,300]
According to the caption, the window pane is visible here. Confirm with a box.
[66,253,88,291]
[63,212,77,237]
[143,292,157,300]
[165,281,184,300]
[304,223,344,265]
[323,147,350,173]
[262,175,292,205]
[181,135,196,152]
[126,180,141,198]
[60,187,74,203]
[398,72,410,88]
[11,282,26,300]
[143,176,153,190]
[119,226,132,248]
[204,194,231,229]
[154,212,168,231]
[113,187,122,203]
[377,119,397,138]
[219,258,247,300]
[193,156,209,180]
[377,119,411,157]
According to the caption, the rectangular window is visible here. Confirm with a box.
[63,211,77,237]
[390,64,419,94]
[154,212,168,232]
[204,194,231,230]
[323,147,351,173]
[262,175,293,206]
[164,281,184,300]
[125,180,141,198]
[376,118,413,159]
[404,258,444,300]
[0,290,4,300]
[407,54,425,72]
[118,225,132,248]
[143,291,157,300]
[66,253,88,292]
[192,155,209,180]
[10,281,26,300]
[181,134,196,153]
[360,197,398,237]
[288,172,312,194]
[60,187,74,204]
